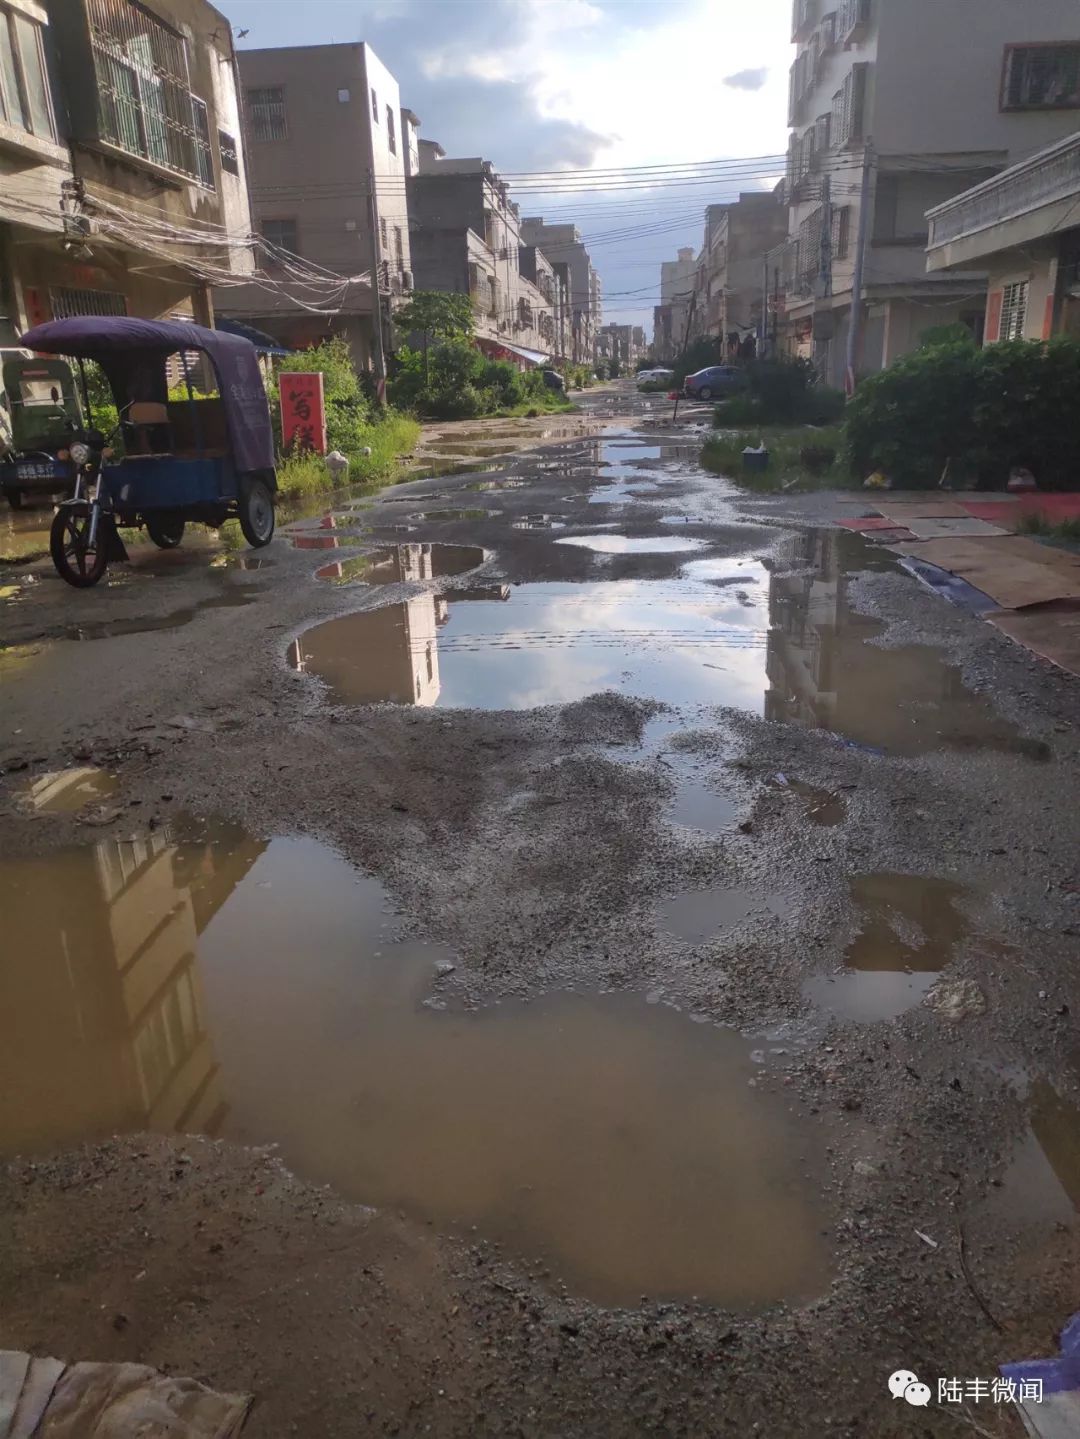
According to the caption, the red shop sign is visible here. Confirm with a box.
[279,371,327,454]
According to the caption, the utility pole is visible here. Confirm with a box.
[760,254,769,357]
[366,169,387,407]
[844,140,874,396]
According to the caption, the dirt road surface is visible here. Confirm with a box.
[2,383,1078,1436]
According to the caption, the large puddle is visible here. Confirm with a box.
[313,543,487,587]
[804,873,970,1022]
[0,824,831,1307]
[288,530,1046,746]
[289,579,769,710]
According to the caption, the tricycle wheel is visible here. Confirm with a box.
[6,490,25,511]
[238,476,274,548]
[145,514,185,549]
[50,503,110,588]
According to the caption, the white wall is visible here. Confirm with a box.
[875,0,1080,162]
[362,45,411,281]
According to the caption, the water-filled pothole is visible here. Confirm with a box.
[659,888,790,943]
[313,543,487,586]
[289,580,769,710]
[0,824,831,1307]
[512,515,566,531]
[803,873,969,1022]
[555,535,709,555]
[407,509,493,523]
[15,767,117,813]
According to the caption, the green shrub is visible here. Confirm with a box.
[274,411,420,505]
[845,338,1080,489]
[271,336,372,455]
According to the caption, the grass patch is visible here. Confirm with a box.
[1017,511,1080,542]
[701,425,849,491]
[275,411,420,507]
[492,395,577,418]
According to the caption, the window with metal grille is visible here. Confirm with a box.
[831,205,850,259]
[1002,44,1080,110]
[50,286,127,319]
[218,128,239,175]
[370,86,378,122]
[191,96,214,187]
[88,0,210,178]
[393,225,403,268]
[1000,280,1029,340]
[831,63,867,146]
[247,84,286,141]
[379,216,387,253]
[0,4,57,141]
[261,217,299,255]
[386,104,396,154]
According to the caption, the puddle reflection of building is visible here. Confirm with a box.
[1029,1079,1080,1211]
[288,580,509,707]
[764,531,1017,753]
[289,594,445,705]
[0,827,265,1153]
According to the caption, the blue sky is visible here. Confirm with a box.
[225,0,792,333]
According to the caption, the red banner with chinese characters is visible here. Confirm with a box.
[279,372,327,453]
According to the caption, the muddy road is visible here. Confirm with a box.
[1,384,1079,1436]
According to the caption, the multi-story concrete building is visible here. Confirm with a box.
[1,0,252,342]
[782,0,1080,385]
[595,322,644,370]
[658,246,698,360]
[926,130,1080,344]
[519,218,600,366]
[652,305,674,361]
[216,42,411,366]
[698,192,788,354]
[407,139,555,362]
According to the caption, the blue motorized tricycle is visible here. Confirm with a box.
[19,316,277,588]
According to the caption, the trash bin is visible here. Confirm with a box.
[742,445,769,474]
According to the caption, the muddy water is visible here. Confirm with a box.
[659,888,790,943]
[313,544,487,587]
[15,767,117,813]
[290,580,769,711]
[987,1080,1080,1225]
[766,531,1035,758]
[0,825,831,1307]
[804,873,969,1022]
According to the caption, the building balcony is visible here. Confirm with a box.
[927,132,1080,270]
[791,0,816,43]
[838,0,870,46]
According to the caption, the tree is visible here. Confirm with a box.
[394,291,474,384]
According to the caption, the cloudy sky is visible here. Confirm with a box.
[225,0,792,333]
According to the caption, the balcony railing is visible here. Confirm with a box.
[838,0,870,45]
[927,133,1080,249]
[792,0,816,42]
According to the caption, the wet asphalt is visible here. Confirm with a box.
[1,383,1079,1437]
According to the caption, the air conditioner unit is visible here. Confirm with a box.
[389,273,402,296]
[401,269,413,291]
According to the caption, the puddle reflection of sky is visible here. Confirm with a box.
[295,577,770,712]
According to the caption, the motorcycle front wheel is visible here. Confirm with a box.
[50,503,110,588]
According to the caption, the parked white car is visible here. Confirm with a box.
[637,368,674,387]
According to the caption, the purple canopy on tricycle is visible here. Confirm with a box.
[19,316,275,474]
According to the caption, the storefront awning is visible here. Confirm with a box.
[476,337,549,367]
